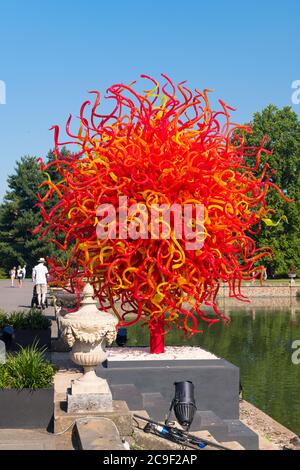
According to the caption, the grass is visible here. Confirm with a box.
[0,309,51,330]
[0,342,56,389]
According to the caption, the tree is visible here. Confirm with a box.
[0,150,66,276]
[244,105,300,277]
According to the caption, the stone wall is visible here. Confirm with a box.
[217,281,300,308]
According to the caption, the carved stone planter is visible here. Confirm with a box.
[288,273,297,286]
[60,283,118,413]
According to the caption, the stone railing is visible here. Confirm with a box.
[217,281,300,308]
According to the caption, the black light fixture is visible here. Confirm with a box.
[165,381,197,431]
[0,325,14,349]
[116,327,128,347]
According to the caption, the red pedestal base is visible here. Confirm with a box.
[150,319,165,354]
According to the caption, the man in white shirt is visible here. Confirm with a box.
[32,258,49,309]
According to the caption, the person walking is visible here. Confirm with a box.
[16,265,24,288]
[22,264,27,280]
[9,266,16,287]
[32,258,49,309]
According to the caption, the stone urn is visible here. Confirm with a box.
[60,283,118,412]
[288,270,297,286]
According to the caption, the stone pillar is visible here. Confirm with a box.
[60,283,118,413]
[0,340,6,364]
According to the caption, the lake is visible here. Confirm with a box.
[124,304,300,435]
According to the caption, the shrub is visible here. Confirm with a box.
[0,309,51,330]
[0,366,10,388]
[0,342,56,389]
[0,268,7,279]
[0,312,7,329]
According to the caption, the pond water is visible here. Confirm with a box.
[124,305,300,435]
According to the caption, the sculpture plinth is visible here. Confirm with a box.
[60,283,118,413]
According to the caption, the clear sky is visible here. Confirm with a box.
[0,0,299,200]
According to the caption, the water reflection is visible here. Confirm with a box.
[125,301,300,435]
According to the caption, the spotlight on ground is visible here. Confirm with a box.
[165,381,197,431]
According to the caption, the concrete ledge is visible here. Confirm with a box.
[223,419,259,450]
[0,388,54,429]
[76,418,125,450]
[54,399,132,437]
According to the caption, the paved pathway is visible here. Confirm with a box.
[0,279,35,312]
[0,279,53,313]
[0,281,69,450]
[0,428,75,450]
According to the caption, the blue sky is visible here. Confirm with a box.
[0,0,299,200]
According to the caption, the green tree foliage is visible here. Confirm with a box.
[0,150,65,276]
[244,105,300,277]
